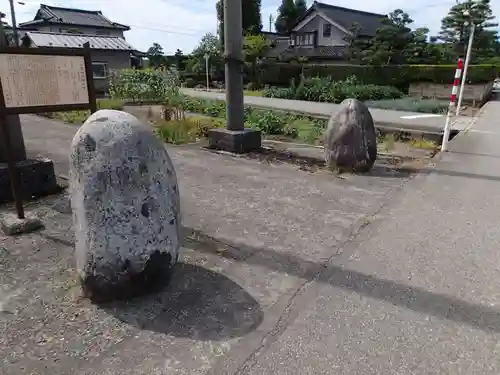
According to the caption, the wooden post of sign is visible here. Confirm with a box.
[83,42,97,114]
[0,77,24,219]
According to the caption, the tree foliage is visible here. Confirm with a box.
[438,0,498,61]
[275,0,308,33]
[244,35,272,88]
[188,33,223,74]
[343,6,496,66]
[146,42,166,68]
[216,0,263,46]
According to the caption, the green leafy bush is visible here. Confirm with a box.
[180,94,328,141]
[261,86,295,99]
[109,68,180,102]
[263,75,403,103]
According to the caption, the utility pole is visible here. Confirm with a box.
[204,53,210,91]
[0,11,26,163]
[269,14,273,32]
[224,0,244,131]
[8,0,19,47]
[207,0,261,153]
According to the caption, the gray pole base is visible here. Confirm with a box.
[0,158,59,204]
[208,128,262,154]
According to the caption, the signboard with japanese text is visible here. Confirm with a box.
[0,53,89,108]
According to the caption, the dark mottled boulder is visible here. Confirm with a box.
[69,110,180,302]
[324,98,377,172]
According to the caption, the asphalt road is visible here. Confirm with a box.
[180,88,471,134]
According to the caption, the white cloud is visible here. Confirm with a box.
[2,0,499,54]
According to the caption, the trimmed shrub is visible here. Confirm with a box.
[257,63,499,88]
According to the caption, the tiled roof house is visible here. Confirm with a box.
[18,4,144,95]
[266,1,386,63]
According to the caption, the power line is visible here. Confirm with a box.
[126,24,201,36]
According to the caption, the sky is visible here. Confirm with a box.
[1,0,499,54]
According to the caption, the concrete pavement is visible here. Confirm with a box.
[2,114,412,375]
[239,100,500,374]
[2,102,500,373]
[180,88,470,134]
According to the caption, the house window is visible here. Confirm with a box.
[92,62,108,79]
[298,33,314,46]
[60,28,82,34]
[323,24,332,37]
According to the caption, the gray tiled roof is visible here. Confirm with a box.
[261,32,288,41]
[265,37,291,57]
[23,31,136,51]
[19,4,129,30]
[300,1,386,37]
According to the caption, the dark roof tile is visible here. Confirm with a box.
[19,4,129,30]
[297,1,386,37]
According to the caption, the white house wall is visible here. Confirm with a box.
[317,16,347,46]
[294,10,348,46]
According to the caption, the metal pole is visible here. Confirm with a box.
[8,0,19,47]
[441,58,463,152]
[224,0,244,131]
[0,117,24,218]
[205,54,209,91]
[456,22,475,116]
[441,106,455,152]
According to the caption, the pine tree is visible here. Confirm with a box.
[275,0,298,33]
[295,0,308,18]
[361,9,415,65]
[438,0,498,60]
[216,0,263,46]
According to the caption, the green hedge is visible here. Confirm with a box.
[179,63,499,89]
[256,63,499,87]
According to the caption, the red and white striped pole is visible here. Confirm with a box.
[441,58,464,152]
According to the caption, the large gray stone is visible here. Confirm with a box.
[69,110,180,302]
[324,98,377,172]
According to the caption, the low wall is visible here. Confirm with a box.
[409,82,493,104]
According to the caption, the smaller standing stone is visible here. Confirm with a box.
[324,98,377,172]
[0,212,43,236]
[69,110,180,302]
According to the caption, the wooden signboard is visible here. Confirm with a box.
[0,43,97,218]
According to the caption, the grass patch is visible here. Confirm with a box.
[379,133,396,152]
[365,97,449,114]
[40,98,125,124]
[243,90,264,97]
[155,115,224,144]
[410,138,438,149]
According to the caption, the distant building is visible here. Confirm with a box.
[18,4,145,95]
[266,1,386,63]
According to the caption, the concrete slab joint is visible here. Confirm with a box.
[69,110,181,302]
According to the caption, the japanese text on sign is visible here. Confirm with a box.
[0,54,89,108]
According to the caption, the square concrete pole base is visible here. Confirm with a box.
[208,128,262,154]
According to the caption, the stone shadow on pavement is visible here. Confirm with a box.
[98,262,264,341]
[184,228,500,334]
